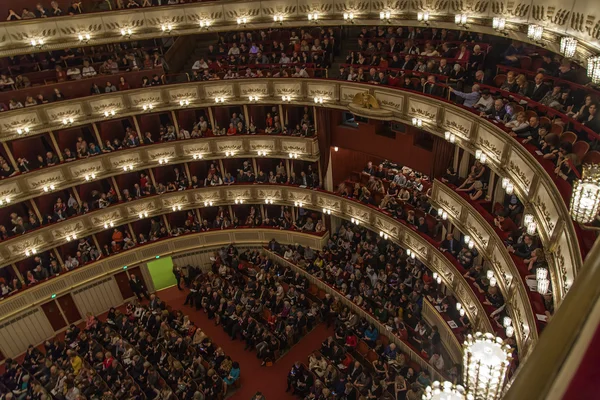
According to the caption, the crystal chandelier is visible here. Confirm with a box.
[570,164,600,224]
[424,381,473,400]
[492,17,506,32]
[536,268,550,295]
[463,333,512,400]
[588,56,600,84]
[560,37,578,58]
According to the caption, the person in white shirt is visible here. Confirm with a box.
[82,60,97,78]
[228,43,240,56]
[292,66,309,78]
[430,353,445,371]
[178,127,190,140]
[473,89,494,112]
[279,53,291,64]
[67,67,82,80]
[192,59,209,70]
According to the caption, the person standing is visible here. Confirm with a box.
[173,265,183,291]
[128,273,150,301]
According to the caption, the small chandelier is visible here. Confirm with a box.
[570,164,600,223]
[343,12,355,23]
[417,11,430,24]
[455,14,468,27]
[492,17,506,32]
[463,332,512,400]
[424,381,471,400]
[307,12,319,22]
[445,131,456,143]
[527,24,543,42]
[536,268,550,295]
[560,37,578,58]
[587,56,600,84]
[412,117,422,127]
[380,11,391,23]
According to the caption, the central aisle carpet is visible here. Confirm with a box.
[157,286,333,400]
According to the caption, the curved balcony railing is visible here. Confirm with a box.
[0,228,328,358]
[0,184,516,354]
[0,135,319,204]
[430,179,542,349]
[0,77,579,308]
[0,0,595,60]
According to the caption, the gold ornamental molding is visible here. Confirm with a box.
[0,135,318,204]
[0,0,599,61]
[0,185,494,354]
[0,78,581,307]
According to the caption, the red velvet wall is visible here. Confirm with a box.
[329,110,434,182]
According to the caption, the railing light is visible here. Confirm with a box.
[560,36,578,58]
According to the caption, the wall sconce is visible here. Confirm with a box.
[464,234,471,244]
[103,221,115,229]
[84,173,96,181]
[215,97,225,103]
[225,151,235,157]
[411,118,422,127]
[468,240,475,249]
[314,96,324,104]
[289,152,299,159]
[273,15,284,25]
[257,150,268,156]
[43,184,56,192]
[417,11,430,25]
[505,182,514,195]
[475,149,487,164]
[192,154,203,160]
[62,117,74,126]
[379,231,389,240]
[587,56,600,84]
[204,200,214,206]
[527,221,537,235]
[17,127,30,135]
[120,28,133,38]
[294,201,304,207]
[78,33,91,43]
[103,110,116,118]
[437,208,448,220]
[308,12,319,22]
[172,205,182,211]
[570,164,600,223]
[30,38,45,49]
[536,268,550,295]
[199,19,211,30]
[527,24,544,44]
[492,17,508,35]
[333,146,339,151]
[139,211,148,219]
[560,36,578,58]
[454,14,468,27]
[66,233,77,242]
[343,12,355,23]
[281,95,292,102]
[234,198,244,204]
[249,95,259,102]
[523,214,534,225]
[237,17,248,27]
[158,158,169,165]
[0,197,11,206]
[487,270,497,287]
[444,131,456,143]
[456,302,465,317]
[406,249,416,259]
[322,208,332,215]
[501,178,510,190]
[179,99,190,107]
[161,24,173,33]
[123,164,134,172]
[351,217,360,225]
[25,248,37,257]
[265,199,274,204]
[142,104,154,111]
[380,11,391,23]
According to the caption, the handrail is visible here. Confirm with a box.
[0,77,579,329]
[0,228,328,358]
[503,237,600,399]
[430,179,542,343]
[0,185,494,351]
[0,135,319,204]
[0,3,591,60]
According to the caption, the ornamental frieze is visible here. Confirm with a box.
[147,147,177,161]
[168,87,200,102]
[70,160,103,178]
[89,97,125,114]
[26,171,64,190]
[50,222,85,240]
[109,153,142,169]
[90,210,122,226]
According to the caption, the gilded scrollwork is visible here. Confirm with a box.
[509,160,532,188]
[535,195,556,232]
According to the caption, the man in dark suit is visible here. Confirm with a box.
[129,273,150,300]
[400,55,415,70]
[529,73,550,102]
[388,38,401,53]
[440,233,461,256]
[149,294,164,310]
[423,75,442,97]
